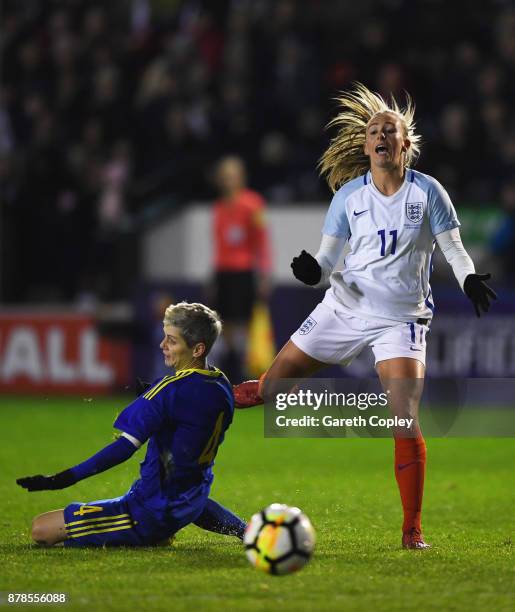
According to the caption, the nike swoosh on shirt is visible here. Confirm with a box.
[410,347,422,352]
[353,210,369,217]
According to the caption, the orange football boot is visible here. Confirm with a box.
[233,380,262,408]
[402,528,431,549]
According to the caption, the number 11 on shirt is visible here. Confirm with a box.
[378,229,397,256]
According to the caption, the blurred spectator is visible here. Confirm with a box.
[490,181,515,282]
[0,0,514,302]
[79,140,133,305]
[209,155,271,382]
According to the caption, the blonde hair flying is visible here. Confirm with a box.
[318,82,422,193]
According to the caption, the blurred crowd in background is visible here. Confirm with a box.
[1,0,515,303]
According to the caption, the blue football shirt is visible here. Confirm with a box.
[114,367,234,511]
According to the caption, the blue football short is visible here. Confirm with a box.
[63,495,148,547]
[63,484,210,547]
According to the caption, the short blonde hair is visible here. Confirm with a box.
[319,82,422,193]
[163,302,222,355]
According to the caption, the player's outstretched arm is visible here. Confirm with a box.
[435,228,497,317]
[16,435,139,492]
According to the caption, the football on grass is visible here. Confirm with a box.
[243,503,315,575]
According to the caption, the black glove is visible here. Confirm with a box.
[16,469,76,492]
[463,273,497,317]
[291,250,321,286]
[135,377,152,396]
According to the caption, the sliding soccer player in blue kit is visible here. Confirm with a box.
[17,302,246,547]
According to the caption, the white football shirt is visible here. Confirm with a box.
[322,169,460,322]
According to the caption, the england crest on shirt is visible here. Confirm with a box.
[406,201,424,223]
[299,316,317,335]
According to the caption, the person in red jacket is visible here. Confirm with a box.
[211,156,272,382]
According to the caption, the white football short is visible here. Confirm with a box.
[291,291,429,367]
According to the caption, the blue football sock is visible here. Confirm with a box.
[194,498,246,540]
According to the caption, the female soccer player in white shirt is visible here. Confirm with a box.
[234,83,497,549]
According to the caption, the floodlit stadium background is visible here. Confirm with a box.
[1,0,514,393]
[1,5,515,611]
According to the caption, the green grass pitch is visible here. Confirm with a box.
[1,397,514,611]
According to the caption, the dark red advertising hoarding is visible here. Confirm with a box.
[0,313,130,394]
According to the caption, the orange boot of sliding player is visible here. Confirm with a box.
[233,374,265,408]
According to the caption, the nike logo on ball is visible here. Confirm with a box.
[353,210,369,216]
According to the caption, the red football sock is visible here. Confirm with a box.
[394,435,426,533]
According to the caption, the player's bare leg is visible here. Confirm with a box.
[233,340,325,407]
[31,510,67,546]
[263,340,325,382]
[376,357,425,434]
[376,357,430,549]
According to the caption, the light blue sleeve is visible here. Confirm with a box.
[322,187,351,239]
[427,178,460,236]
